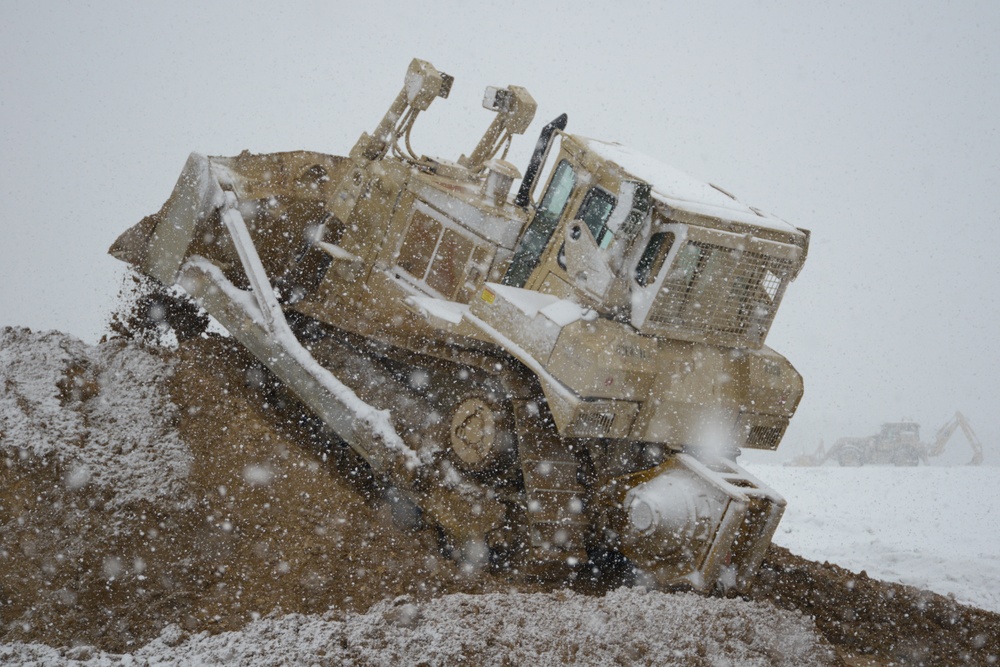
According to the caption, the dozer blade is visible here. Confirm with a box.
[111,153,224,286]
[111,153,419,478]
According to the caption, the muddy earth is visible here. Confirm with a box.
[1,317,998,665]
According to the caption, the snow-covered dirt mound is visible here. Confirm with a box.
[1,588,834,666]
[0,327,190,507]
[1,328,998,665]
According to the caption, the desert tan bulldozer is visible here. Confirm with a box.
[816,412,984,466]
[110,59,809,593]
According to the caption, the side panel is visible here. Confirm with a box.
[470,281,802,451]
[392,201,497,302]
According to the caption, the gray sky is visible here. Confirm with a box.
[2,1,998,460]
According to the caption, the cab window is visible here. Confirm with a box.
[635,231,676,287]
[575,187,616,248]
[539,160,576,218]
[502,160,577,287]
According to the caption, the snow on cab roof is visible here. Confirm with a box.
[582,137,799,234]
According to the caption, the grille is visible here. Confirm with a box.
[573,411,615,436]
[747,425,785,449]
[646,242,793,347]
[735,412,789,450]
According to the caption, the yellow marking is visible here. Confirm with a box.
[481,288,496,304]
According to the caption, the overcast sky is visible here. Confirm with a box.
[3,1,998,461]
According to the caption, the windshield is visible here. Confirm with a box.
[575,187,616,248]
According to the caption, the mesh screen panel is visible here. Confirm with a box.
[646,242,793,347]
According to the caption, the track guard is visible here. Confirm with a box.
[611,454,784,594]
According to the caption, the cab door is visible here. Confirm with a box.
[502,159,576,287]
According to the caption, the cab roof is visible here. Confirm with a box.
[580,137,802,237]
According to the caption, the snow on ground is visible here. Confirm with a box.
[0,588,835,667]
[0,327,191,507]
[746,463,1000,614]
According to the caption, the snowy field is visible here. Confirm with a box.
[746,463,1000,614]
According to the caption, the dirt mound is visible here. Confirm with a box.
[2,328,998,665]
[1,329,510,652]
[752,546,1000,666]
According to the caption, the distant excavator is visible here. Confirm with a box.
[788,412,984,467]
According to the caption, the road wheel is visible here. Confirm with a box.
[837,446,863,467]
[447,395,516,474]
[893,445,921,466]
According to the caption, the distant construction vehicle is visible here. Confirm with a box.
[797,412,984,467]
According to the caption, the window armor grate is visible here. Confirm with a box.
[645,242,793,347]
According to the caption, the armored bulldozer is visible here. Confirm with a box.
[111,59,809,593]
